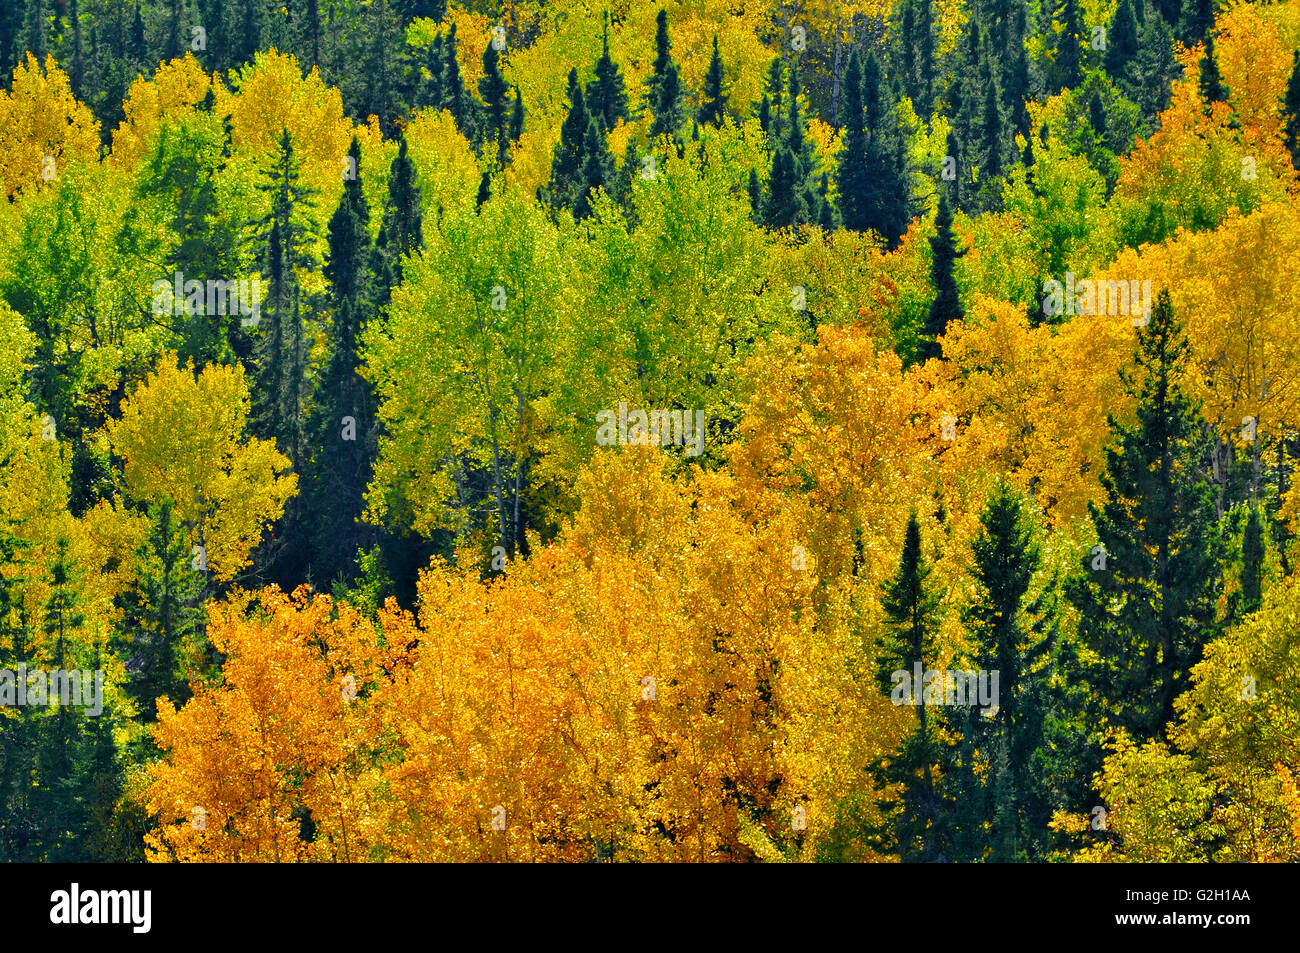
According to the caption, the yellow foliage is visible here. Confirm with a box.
[0,54,100,199]
[106,355,297,581]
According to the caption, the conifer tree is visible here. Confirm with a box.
[920,192,965,361]
[301,0,321,67]
[916,0,935,116]
[575,119,612,220]
[1004,7,1032,141]
[951,484,1057,862]
[509,86,524,144]
[836,50,870,230]
[1197,32,1226,109]
[697,35,727,126]
[1106,0,1141,80]
[443,23,472,133]
[479,40,511,160]
[1239,504,1264,616]
[869,511,944,861]
[1283,51,1300,170]
[1177,0,1215,47]
[1125,10,1179,126]
[549,69,589,209]
[424,29,446,108]
[236,0,260,67]
[28,0,47,64]
[588,24,628,130]
[646,8,684,137]
[1067,289,1221,740]
[364,0,404,137]
[118,501,205,714]
[68,0,85,98]
[1054,0,1085,91]
[251,129,319,475]
[165,0,184,61]
[976,65,1009,209]
[309,136,378,586]
[373,135,423,299]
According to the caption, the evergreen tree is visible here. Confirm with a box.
[1197,32,1227,109]
[509,86,525,144]
[372,135,424,299]
[1054,0,1085,91]
[67,0,85,98]
[646,8,684,137]
[1283,51,1300,170]
[165,0,184,61]
[949,484,1057,862]
[588,20,629,131]
[1177,0,1216,47]
[945,127,964,210]
[920,192,965,361]
[479,40,512,160]
[762,148,808,228]
[309,135,378,587]
[549,69,589,210]
[575,118,612,220]
[847,52,910,246]
[916,0,935,116]
[364,0,404,138]
[27,0,47,64]
[1004,6,1032,141]
[325,137,371,305]
[443,23,471,132]
[836,51,871,231]
[1067,289,1221,740]
[251,128,319,478]
[237,0,260,68]
[976,64,1009,209]
[869,511,944,861]
[398,0,446,22]
[301,0,321,68]
[897,0,916,103]
[1125,10,1179,126]
[117,501,205,715]
[1106,0,1141,80]
[1239,504,1264,616]
[697,35,727,126]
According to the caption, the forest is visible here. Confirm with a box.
[0,0,1297,863]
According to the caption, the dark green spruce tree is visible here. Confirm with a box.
[868,511,944,861]
[645,8,684,138]
[548,69,589,210]
[372,135,424,301]
[920,192,965,361]
[1054,0,1085,91]
[479,39,511,161]
[947,484,1058,862]
[1067,289,1221,741]
[1284,51,1300,171]
[308,135,379,587]
[575,118,613,220]
[1106,0,1141,80]
[587,21,629,131]
[697,35,727,126]
[1178,0,1216,47]
[1125,9,1180,127]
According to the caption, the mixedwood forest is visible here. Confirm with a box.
[0,0,1298,863]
